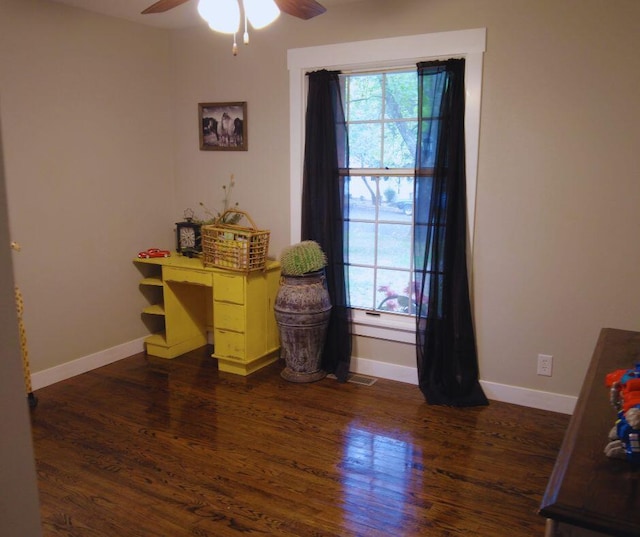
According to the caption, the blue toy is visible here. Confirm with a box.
[604,364,640,464]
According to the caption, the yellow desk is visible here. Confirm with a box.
[134,256,281,376]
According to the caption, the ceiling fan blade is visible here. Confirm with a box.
[141,0,192,14]
[274,0,326,20]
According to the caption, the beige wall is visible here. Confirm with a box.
[0,0,174,371]
[2,0,640,400]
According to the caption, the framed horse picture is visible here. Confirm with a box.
[198,102,247,151]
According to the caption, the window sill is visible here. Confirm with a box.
[351,309,415,344]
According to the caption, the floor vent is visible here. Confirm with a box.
[327,373,378,387]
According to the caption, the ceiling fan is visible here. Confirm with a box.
[141,0,327,21]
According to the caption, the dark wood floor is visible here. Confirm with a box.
[30,347,569,536]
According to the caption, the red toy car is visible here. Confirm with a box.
[138,248,171,259]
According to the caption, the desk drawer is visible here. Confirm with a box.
[163,267,212,287]
[213,272,244,304]
[214,302,245,332]
[214,329,245,358]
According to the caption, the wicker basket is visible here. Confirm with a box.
[201,210,269,272]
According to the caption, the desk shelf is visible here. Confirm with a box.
[140,277,163,287]
[142,304,165,316]
[138,263,165,338]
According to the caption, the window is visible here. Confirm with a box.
[288,29,485,343]
[341,70,418,315]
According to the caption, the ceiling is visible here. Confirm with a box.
[47,0,360,30]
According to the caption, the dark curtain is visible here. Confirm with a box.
[414,59,488,406]
[301,69,352,382]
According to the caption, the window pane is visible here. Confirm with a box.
[376,269,415,314]
[349,266,374,309]
[348,177,378,219]
[378,223,412,269]
[414,175,433,225]
[384,71,418,119]
[383,121,417,168]
[380,180,413,223]
[420,72,445,118]
[414,223,445,273]
[417,118,440,169]
[348,221,376,265]
[347,74,382,121]
[348,123,382,168]
[380,177,398,205]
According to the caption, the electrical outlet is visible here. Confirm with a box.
[537,354,553,376]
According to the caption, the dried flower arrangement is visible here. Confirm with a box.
[183,174,243,226]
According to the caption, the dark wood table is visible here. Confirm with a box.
[539,328,640,536]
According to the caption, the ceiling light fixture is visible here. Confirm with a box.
[197,0,280,56]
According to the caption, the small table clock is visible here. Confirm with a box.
[176,212,202,257]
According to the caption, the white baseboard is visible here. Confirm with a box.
[350,356,576,415]
[31,337,146,390]
[350,355,419,385]
[479,380,576,415]
[30,343,576,415]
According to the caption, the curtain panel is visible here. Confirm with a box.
[301,69,352,382]
[414,59,488,406]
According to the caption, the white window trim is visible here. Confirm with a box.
[287,29,486,342]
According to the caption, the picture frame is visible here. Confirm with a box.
[198,101,247,151]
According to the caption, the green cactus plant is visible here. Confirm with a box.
[279,241,327,276]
